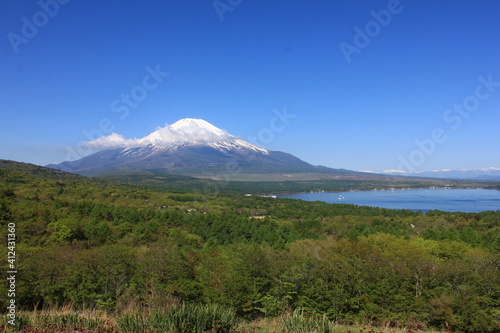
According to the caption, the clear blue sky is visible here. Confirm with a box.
[1,0,499,172]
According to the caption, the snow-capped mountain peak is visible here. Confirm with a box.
[170,118,229,137]
[84,118,267,154]
[137,119,233,147]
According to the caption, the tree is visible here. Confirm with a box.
[63,244,135,310]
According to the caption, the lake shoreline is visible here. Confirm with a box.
[271,185,499,196]
[276,188,500,213]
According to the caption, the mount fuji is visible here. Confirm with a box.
[47,118,358,179]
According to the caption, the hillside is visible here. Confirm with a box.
[92,167,500,195]
[0,159,88,181]
[1,160,499,332]
[46,118,386,181]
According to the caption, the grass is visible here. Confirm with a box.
[0,306,455,333]
[0,304,113,333]
[116,303,238,333]
[279,309,337,333]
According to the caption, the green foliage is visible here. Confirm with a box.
[116,312,149,333]
[63,244,136,310]
[116,304,238,333]
[1,160,499,333]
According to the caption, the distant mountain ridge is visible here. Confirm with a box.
[47,118,359,179]
[379,167,500,181]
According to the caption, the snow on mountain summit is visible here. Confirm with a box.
[138,118,233,146]
[170,118,228,137]
[84,118,267,154]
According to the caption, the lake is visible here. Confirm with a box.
[277,188,500,213]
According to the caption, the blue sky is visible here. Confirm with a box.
[1,0,499,172]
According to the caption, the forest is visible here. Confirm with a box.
[0,160,499,333]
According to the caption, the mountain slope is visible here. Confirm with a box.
[47,118,358,179]
[48,143,326,177]
[0,159,88,182]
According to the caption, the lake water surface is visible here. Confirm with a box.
[277,188,500,213]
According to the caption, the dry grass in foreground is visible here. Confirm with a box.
[1,308,456,333]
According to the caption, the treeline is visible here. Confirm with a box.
[3,190,498,252]
[7,236,499,332]
[99,173,494,195]
[0,161,499,332]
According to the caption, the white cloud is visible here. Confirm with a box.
[84,133,138,149]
